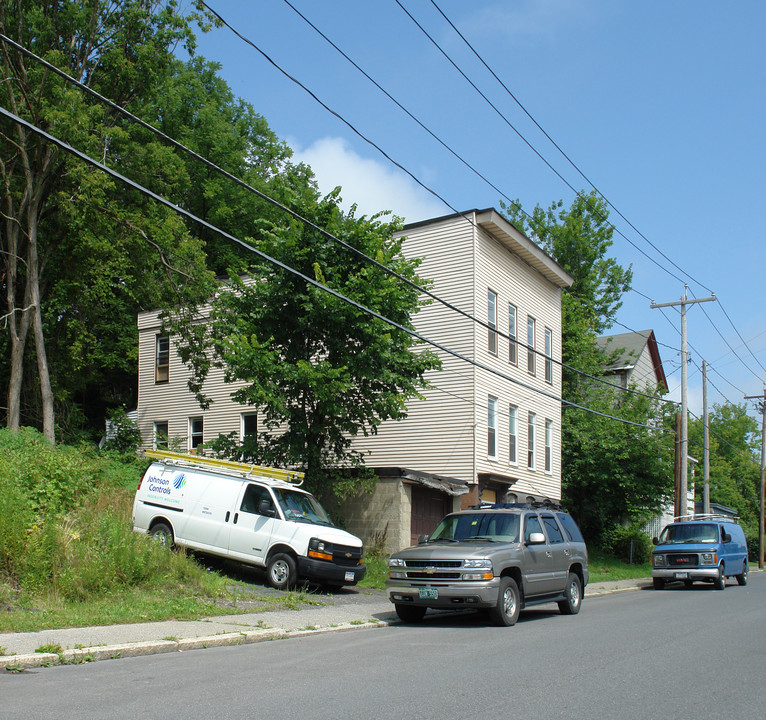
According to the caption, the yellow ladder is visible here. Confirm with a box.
[144,449,304,485]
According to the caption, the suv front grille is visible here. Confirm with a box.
[402,559,464,581]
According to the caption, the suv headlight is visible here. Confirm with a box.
[308,537,333,562]
[462,558,493,581]
[388,557,406,579]
[700,552,717,565]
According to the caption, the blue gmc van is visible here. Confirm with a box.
[651,515,749,590]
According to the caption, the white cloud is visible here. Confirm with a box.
[289,136,446,224]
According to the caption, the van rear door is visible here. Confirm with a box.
[228,483,278,566]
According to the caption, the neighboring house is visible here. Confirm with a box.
[136,208,573,552]
[595,329,668,394]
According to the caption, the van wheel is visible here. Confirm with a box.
[267,553,297,590]
[558,573,582,615]
[713,564,726,590]
[149,522,173,548]
[652,578,664,590]
[736,562,748,586]
[490,577,520,627]
[395,604,426,623]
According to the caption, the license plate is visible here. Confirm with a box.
[419,587,438,600]
[345,571,355,582]
[675,572,688,579]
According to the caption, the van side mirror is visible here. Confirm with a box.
[259,499,276,518]
[417,534,430,544]
[526,532,546,545]
[653,537,659,545]
[722,532,732,543]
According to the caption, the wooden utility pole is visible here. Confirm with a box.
[745,390,766,569]
[703,360,710,515]
[651,288,716,519]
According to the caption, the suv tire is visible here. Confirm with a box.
[490,576,521,627]
[558,572,582,615]
[395,604,426,623]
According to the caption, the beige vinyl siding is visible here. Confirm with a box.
[352,215,477,478]
[631,345,659,389]
[137,310,251,451]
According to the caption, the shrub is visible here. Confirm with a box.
[601,524,653,565]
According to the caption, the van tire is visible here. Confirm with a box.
[267,553,297,590]
[149,522,173,548]
[713,564,726,591]
[736,562,748,586]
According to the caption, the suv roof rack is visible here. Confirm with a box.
[472,500,562,511]
[143,449,304,486]
[672,513,739,522]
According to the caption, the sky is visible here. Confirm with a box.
[184,0,766,422]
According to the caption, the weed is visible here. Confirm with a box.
[35,643,63,656]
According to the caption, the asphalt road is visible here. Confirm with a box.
[3,574,765,720]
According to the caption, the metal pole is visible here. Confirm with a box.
[703,360,710,515]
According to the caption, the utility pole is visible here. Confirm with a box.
[745,389,766,569]
[703,360,710,515]
[651,287,716,519]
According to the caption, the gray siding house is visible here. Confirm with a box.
[136,209,573,552]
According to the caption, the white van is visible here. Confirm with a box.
[132,451,366,589]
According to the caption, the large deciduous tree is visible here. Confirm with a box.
[178,195,440,502]
[0,0,214,442]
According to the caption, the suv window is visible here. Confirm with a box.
[524,514,543,542]
[541,514,564,543]
[556,512,585,543]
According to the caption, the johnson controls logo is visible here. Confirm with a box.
[173,474,187,490]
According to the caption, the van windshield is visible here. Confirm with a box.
[273,489,335,527]
[659,523,719,544]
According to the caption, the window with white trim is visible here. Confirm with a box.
[545,327,553,384]
[527,316,536,375]
[189,417,203,450]
[545,419,553,473]
[241,413,257,440]
[488,290,498,355]
[527,411,536,469]
[508,404,518,465]
[508,303,518,365]
[488,396,498,459]
[155,335,169,383]
[154,421,168,450]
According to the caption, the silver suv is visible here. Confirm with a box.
[386,503,589,626]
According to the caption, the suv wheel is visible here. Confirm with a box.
[491,577,521,627]
[395,604,426,623]
[736,561,748,586]
[558,573,582,615]
[713,564,726,591]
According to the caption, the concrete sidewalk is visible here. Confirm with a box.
[0,578,652,670]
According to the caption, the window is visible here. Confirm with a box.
[240,483,272,515]
[488,396,498,459]
[545,419,553,473]
[153,421,168,450]
[524,514,543,542]
[488,290,498,355]
[189,417,203,450]
[508,303,518,364]
[545,328,553,384]
[541,515,564,543]
[527,316,536,374]
[528,411,536,469]
[241,413,257,440]
[155,335,169,383]
[508,404,518,464]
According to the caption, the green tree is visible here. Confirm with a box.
[180,196,440,502]
[688,402,761,534]
[0,0,216,442]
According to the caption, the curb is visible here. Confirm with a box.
[1,619,389,671]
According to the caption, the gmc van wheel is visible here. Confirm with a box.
[267,553,297,590]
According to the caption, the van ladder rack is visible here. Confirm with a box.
[673,513,739,522]
[144,450,304,485]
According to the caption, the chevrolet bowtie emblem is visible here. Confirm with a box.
[425,567,436,574]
